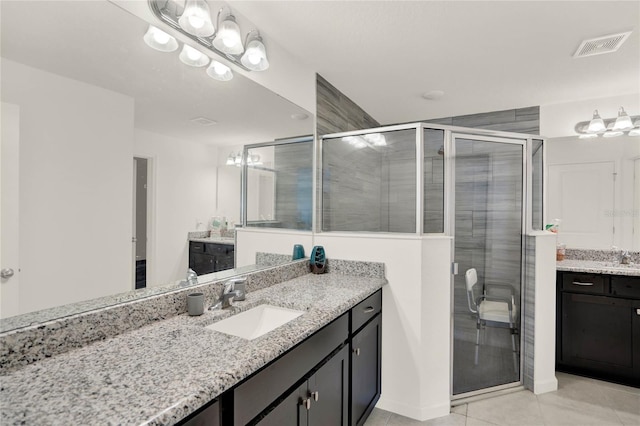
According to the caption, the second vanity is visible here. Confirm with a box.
[556,253,640,386]
[0,261,385,425]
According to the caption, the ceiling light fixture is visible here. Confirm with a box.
[179,44,210,67]
[575,107,639,138]
[178,0,215,37]
[148,0,270,73]
[143,25,178,52]
[241,31,269,71]
[213,11,244,54]
[206,60,233,81]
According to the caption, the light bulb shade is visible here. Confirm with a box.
[628,128,640,136]
[612,107,633,131]
[241,36,269,71]
[212,15,244,54]
[143,25,178,52]
[603,130,623,138]
[578,133,598,139]
[587,109,606,133]
[226,153,236,165]
[179,45,210,67]
[206,61,233,81]
[178,0,215,37]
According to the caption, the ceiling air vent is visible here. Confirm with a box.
[573,31,632,58]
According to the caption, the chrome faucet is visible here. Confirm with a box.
[186,268,198,286]
[620,250,631,265]
[209,278,242,310]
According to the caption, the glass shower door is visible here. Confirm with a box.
[451,135,524,396]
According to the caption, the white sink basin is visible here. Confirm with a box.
[205,305,304,340]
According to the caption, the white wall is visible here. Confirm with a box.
[235,227,313,267]
[1,59,133,315]
[134,129,218,287]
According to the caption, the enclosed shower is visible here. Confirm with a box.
[320,123,545,398]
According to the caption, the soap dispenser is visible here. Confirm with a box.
[310,246,326,274]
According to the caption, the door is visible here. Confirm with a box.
[1,103,20,318]
[351,315,381,426]
[451,135,524,396]
[548,162,615,248]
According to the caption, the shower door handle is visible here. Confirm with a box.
[452,263,459,275]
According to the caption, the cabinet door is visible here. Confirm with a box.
[180,399,220,426]
[562,293,634,371]
[258,382,307,426]
[308,345,349,426]
[351,314,382,426]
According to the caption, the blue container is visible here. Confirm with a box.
[310,246,326,274]
[292,244,305,260]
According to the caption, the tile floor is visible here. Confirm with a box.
[365,372,640,425]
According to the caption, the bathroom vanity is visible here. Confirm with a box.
[189,239,235,274]
[0,260,385,425]
[556,259,640,386]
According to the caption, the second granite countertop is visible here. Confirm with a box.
[0,272,385,425]
[556,259,640,277]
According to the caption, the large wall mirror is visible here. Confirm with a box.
[547,135,639,250]
[0,0,313,327]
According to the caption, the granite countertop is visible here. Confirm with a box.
[556,259,640,277]
[189,237,235,245]
[0,273,385,425]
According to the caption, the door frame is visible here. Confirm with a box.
[448,132,528,400]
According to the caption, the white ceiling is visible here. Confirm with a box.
[0,0,313,146]
[232,0,640,124]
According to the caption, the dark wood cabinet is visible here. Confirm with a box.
[178,289,383,425]
[351,314,382,426]
[261,346,349,426]
[557,272,640,386]
[189,241,235,275]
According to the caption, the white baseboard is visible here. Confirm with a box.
[534,377,558,394]
[375,396,450,421]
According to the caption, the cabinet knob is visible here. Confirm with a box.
[636,308,640,316]
[301,398,311,410]
[363,306,375,313]
[311,391,319,401]
[353,347,361,356]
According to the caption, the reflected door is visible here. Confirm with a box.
[451,136,524,396]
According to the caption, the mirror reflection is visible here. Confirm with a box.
[0,0,313,324]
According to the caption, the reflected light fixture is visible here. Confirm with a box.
[143,25,178,52]
[213,11,244,55]
[206,60,233,81]
[587,110,606,133]
[178,0,215,37]
[342,133,387,149]
[575,106,639,138]
[225,152,261,167]
[179,44,210,67]
[612,106,633,131]
[241,31,269,71]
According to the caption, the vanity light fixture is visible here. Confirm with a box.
[575,106,640,138]
[241,31,269,71]
[587,110,606,133]
[212,10,244,55]
[179,44,210,67]
[178,0,215,37]
[226,152,262,166]
[148,0,270,73]
[206,60,233,81]
[143,25,178,52]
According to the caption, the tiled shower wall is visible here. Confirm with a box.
[273,142,314,230]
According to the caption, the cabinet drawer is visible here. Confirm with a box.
[352,290,382,334]
[611,276,640,299]
[562,273,605,294]
[190,241,205,253]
